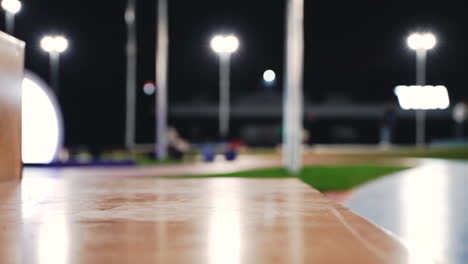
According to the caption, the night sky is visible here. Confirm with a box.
[5,0,468,148]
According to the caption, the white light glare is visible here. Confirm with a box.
[1,0,21,14]
[263,69,276,82]
[211,35,239,54]
[22,75,63,164]
[394,85,450,110]
[211,36,225,53]
[41,35,69,53]
[225,35,239,53]
[407,33,437,50]
[54,36,69,53]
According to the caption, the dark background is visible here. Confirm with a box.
[5,0,468,148]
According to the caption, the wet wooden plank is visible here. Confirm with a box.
[0,168,410,263]
[0,32,24,181]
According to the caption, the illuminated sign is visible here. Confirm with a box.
[394,85,450,110]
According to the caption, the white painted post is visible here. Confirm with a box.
[283,0,304,173]
[156,0,169,160]
[125,0,137,152]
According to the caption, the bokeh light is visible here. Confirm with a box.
[394,85,450,110]
[211,36,225,53]
[54,36,69,53]
[407,33,437,50]
[211,35,239,54]
[41,35,69,53]
[41,36,55,52]
[143,81,156,95]
[22,72,63,164]
[225,35,239,53]
[263,69,276,83]
[1,0,21,14]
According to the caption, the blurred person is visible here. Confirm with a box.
[453,101,468,139]
[302,129,310,144]
[167,127,189,161]
[380,103,397,146]
[302,129,312,153]
[227,139,246,152]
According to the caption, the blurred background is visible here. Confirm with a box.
[4,0,468,155]
[3,2,468,262]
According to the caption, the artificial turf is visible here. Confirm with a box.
[170,165,408,192]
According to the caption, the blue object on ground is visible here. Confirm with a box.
[202,145,216,162]
[224,150,238,161]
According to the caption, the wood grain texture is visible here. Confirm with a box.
[0,167,411,263]
[0,32,24,181]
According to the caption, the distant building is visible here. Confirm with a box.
[164,92,452,146]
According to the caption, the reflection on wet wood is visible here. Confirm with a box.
[0,168,410,263]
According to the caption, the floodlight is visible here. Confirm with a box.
[1,0,21,14]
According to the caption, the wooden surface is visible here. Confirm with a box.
[0,167,411,263]
[0,32,24,181]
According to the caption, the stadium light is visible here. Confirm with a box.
[41,35,69,53]
[211,35,239,54]
[1,0,21,14]
[1,0,21,35]
[406,32,437,146]
[40,35,68,96]
[407,33,437,51]
[211,34,240,138]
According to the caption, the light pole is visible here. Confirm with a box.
[407,32,437,146]
[40,35,68,97]
[1,0,21,35]
[155,0,169,160]
[211,34,239,139]
[125,0,137,152]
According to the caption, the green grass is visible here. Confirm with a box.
[298,166,407,191]
[170,165,408,192]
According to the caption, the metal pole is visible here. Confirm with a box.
[416,49,426,147]
[156,0,169,160]
[219,53,230,139]
[5,12,14,35]
[125,0,137,152]
[50,52,60,97]
[283,0,304,174]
